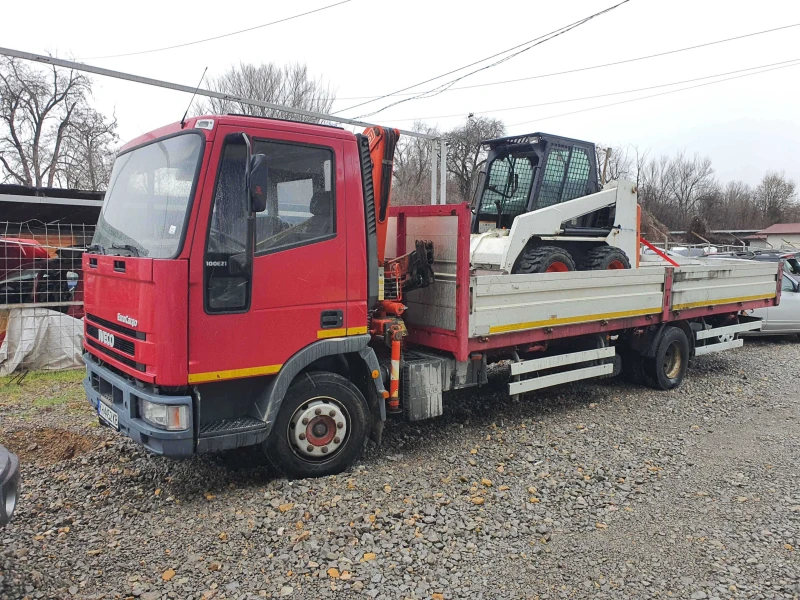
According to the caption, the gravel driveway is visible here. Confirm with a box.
[1,339,799,600]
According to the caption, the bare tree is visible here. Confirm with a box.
[595,144,635,185]
[638,152,717,230]
[668,152,716,217]
[445,116,505,203]
[0,57,89,187]
[393,121,439,205]
[754,171,798,224]
[59,106,119,191]
[198,62,335,122]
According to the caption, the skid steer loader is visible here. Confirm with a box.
[469,133,638,274]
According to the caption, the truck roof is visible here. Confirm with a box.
[120,114,358,153]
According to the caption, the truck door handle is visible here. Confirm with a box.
[320,310,343,329]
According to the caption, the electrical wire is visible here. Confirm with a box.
[507,60,800,128]
[333,0,632,116]
[78,0,353,60]
[332,22,800,101]
[379,58,800,122]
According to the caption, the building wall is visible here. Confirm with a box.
[749,239,768,249]
[765,234,800,250]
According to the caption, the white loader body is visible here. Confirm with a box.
[470,180,639,272]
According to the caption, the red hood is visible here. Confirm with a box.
[82,253,189,386]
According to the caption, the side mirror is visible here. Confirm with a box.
[249,154,268,213]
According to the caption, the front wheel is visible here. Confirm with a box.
[264,371,371,479]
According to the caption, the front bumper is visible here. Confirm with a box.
[83,353,195,458]
[0,444,20,526]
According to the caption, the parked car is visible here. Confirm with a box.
[744,273,800,335]
[705,249,800,277]
[0,444,20,526]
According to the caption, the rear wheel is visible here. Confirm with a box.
[514,245,576,274]
[264,371,370,479]
[643,327,689,390]
[579,246,631,271]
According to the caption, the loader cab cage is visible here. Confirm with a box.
[472,133,599,233]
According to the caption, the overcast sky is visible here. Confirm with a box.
[4,0,800,186]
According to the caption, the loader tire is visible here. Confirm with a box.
[514,245,576,274]
[579,246,631,271]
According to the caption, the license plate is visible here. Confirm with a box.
[98,400,119,430]
[98,329,115,348]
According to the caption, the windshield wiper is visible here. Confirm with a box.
[110,244,141,257]
[86,243,106,255]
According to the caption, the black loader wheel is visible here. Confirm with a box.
[514,245,576,274]
[579,246,631,271]
[643,327,690,390]
[264,371,371,479]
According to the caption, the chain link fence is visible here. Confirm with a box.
[1,221,94,375]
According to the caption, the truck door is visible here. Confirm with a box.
[187,126,347,383]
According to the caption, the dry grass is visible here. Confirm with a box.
[0,369,86,411]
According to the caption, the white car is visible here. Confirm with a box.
[745,273,800,335]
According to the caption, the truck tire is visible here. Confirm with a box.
[264,371,371,479]
[621,351,646,385]
[643,327,689,390]
[579,246,631,271]
[514,245,576,274]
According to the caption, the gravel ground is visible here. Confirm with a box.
[1,339,799,600]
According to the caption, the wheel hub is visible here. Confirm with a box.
[289,399,348,459]
[663,341,683,379]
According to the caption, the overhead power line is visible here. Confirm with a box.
[78,0,353,60]
[0,47,439,140]
[380,58,800,122]
[333,0,632,116]
[332,22,800,101]
[507,60,800,128]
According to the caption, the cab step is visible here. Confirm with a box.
[197,417,268,453]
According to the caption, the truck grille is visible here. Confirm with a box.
[86,324,136,356]
[86,313,146,340]
[86,339,146,372]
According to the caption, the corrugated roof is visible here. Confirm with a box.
[755,223,800,235]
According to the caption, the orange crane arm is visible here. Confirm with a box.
[364,126,400,266]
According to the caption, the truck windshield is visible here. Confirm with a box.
[93,133,204,258]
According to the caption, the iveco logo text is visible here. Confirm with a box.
[205,260,227,267]
[117,313,138,328]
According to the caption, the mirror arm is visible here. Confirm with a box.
[243,132,255,275]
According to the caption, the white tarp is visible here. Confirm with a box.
[0,308,83,375]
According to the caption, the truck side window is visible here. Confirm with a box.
[782,276,796,292]
[205,139,249,312]
[252,140,335,255]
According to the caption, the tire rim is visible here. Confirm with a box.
[546,261,570,273]
[288,397,349,460]
[607,260,626,269]
[663,341,683,379]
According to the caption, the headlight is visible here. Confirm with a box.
[138,399,189,431]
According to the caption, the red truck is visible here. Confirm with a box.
[82,114,779,478]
